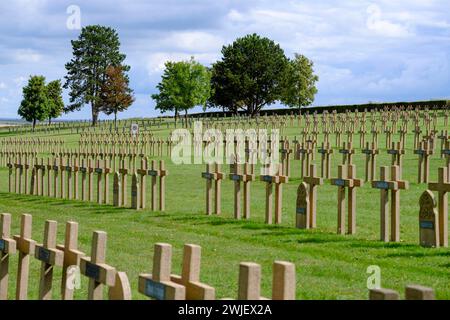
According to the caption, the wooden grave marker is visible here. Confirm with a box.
[35,220,64,300]
[330,164,364,234]
[301,164,324,229]
[56,221,85,300]
[80,231,117,300]
[13,214,37,300]
[0,213,16,300]
[170,244,215,300]
[428,167,450,247]
[139,243,186,300]
[260,164,288,224]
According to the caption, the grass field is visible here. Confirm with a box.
[0,116,449,300]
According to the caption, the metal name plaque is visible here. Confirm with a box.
[95,168,103,174]
[53,165,58,171]
[443,149,450,155]
[0,239,5,252]
[147,170,158,176]
[375,181,389,189]
[296,207,306,214]
[145,279,166,300]
[262,175,273,183]
[420,221,434,229]
[334,179,345,186]
[202,172,213,179]
[85,262,100,281]
[38,247,51,264]
[230,174,241,181]
[414,150,424,155]
[362,149,370,154]
[66,166,72,171]
[388,150,398,155]
[339,150,349,154]
[80,168,87,173]
[318,149,325,154]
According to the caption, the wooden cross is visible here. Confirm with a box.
[362,142,379,182]
[237,261,295,300]
[415,140,433,183]
[13,214,37,300]
[279,140,292,176]
[405,285,435,300]
[387,141,405,178]
[131,172,141,209]
[139,243,186,300]
[0,213,16,300]
[442,140,450,181]
[428,167,450,247]
[202,163,223,215]
[229,159,254,219]
[301,164,324,228]
[170,244,215,299]
[339,141,355,165]
[113,172,122,207]
[296,142,313,178]
[56,221,85,300]
[35,220,64,300]
[260,164,288,224]
[330,164,364,234]
[372,166,409,242]
[318,142,333,179]
[80,231,117,300]
[118,159,128,206]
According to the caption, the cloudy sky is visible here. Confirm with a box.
[0,0,449,120]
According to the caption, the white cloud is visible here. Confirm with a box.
[162,31,223,52]
[145,52,218,75]
[14,49,43,63]
[0,82,6,89]
[366,4,413,37]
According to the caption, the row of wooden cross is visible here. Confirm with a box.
[5,157,167,212]
[1,214,436,300]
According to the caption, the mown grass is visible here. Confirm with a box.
[0,115,449,300]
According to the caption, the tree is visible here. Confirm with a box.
[64,25,129,126]
[209,34,288,117]
[18,76,49,131]
[280,53,319,109]
[99,65,134,129]
[151,57,211,126]
[46,80,64,124]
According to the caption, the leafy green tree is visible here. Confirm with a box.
[151,57,211,126]
[99,65,135,130]
[18,76,49,131]
[64,25,130,126]
[280,53,319,109]
[46,80,64,124]
[209,34,288,117]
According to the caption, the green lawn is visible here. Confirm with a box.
[0,116,449,300]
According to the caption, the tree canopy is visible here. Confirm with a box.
[64,25,129,126]
[46,79,64,124]
[18,76,49,130]
[209,34,289,117]
[280,53,319,109]
[151,57,211,125]
[99,65,134,128]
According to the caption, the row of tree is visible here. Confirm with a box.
[19,25,134,129]
[18,27,318,127]
[18,77,64,129]
[152,33,319,119]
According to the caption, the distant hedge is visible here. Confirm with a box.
[191,100,449,117]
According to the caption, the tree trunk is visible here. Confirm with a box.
[48,117,51,125]
[92,104,98,127]
[32,118,36,132]
[114,111,117,131]
[174,109,178,128]
[184,110,188,128]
